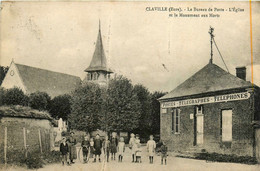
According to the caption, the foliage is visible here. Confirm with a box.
[42,151,61,164]
[69,75,164,134]
[0,65,9,86]
[4,150,60,169]
[49,94,72,120]
[29,92,51,111]
[22,153,43,169]
[0,87,5,106]
[150,91,167,134]
[2,87,29,106]
[133,84,152,135]
[102,75,141,132]
[69,82,104,132]
[194,152,258,165]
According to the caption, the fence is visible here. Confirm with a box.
[0,120,53,166]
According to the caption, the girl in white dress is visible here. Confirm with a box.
[129,133,136,162]
[117,137,125,162]
[146,135,156,164]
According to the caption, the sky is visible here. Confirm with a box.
[0,1,259,92]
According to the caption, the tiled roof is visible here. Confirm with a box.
[160,63,253,100]
[16,63,81,97]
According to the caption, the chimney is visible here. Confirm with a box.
[236,66,246,81]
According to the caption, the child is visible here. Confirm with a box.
[146,135,156,164]
[60,137,70,166]
[129,133,136,162]
[117,137,125,162]
[93,134,102,162]
[161,141,168,165]
[110,132,118,160]
[81,136,90,163]
[89,138,95,159]
[103,135,111,162]
[135,134,142,163]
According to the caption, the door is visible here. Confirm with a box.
[196,114,204,145]
[221,110,232,142]
[196,106,204,145]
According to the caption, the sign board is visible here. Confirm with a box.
[161,92,250,109]
[190,113,194,119]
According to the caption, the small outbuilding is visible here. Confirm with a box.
[0,105,54,162]
[159,62,260,158]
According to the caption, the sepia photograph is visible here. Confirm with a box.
[0,0,260,170]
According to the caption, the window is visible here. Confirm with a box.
[172,108,180,134]
[93,72,97,80]
[87,73,91,80]
[221,110,232,142]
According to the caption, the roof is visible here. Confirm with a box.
[160,63,253,100]
[15,63,81,97]
[0,105,52,120]
[84,25,113,73]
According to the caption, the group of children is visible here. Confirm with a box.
[60,132,168,166]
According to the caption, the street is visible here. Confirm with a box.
[3,146,260,171]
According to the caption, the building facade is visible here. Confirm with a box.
[159,63,260,157]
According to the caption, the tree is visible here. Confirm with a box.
[101,76,141,132]
[133,84,152,136]
[0,87,6,106]
[69,82,104,132]
[150,91,167,134]
[2,87,29,106]
[0,66,9,86]
[49,94,72,120]
[29,92,51,111]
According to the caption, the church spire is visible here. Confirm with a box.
[84,21,113,73]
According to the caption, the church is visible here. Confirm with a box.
[1,23,113,96]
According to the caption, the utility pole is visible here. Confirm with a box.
[209,26,214,64]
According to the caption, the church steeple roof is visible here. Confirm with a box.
[85,22,113,73]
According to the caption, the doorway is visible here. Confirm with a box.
[195,106,204,145]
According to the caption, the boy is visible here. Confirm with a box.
[146,135,156,164]
[103,135,111,162]
[117,137,125,162]
[60,137,70,166]
[110,132,118,160]
[93,134,102,162]
[161,141,168,165]
[81,136,90,163]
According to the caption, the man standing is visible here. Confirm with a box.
[68,132,77,164]
[93,134,102,162]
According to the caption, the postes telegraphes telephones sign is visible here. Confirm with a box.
[161,92,250,108]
